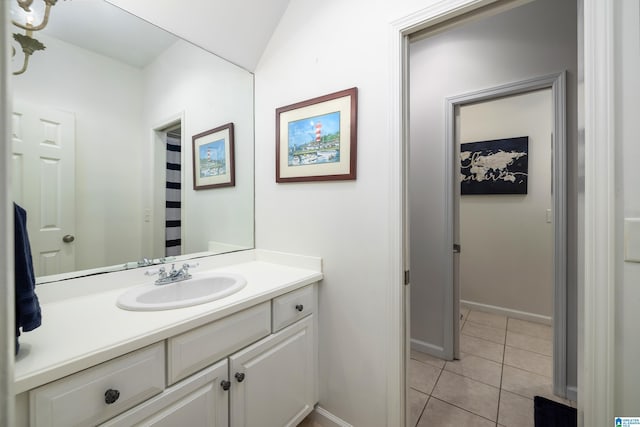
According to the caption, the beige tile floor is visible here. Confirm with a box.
[409,308,576,427]
[298,309,576,427]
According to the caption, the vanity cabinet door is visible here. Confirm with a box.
[229,315,316,427]
[101,360,229,427]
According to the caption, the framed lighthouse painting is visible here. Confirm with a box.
[192,122,235,190]
[276,87,358,182]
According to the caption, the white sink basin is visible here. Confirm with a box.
[117,273,247,311]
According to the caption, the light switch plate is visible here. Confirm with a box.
[624,218,640,262]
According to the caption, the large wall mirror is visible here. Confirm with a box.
[10,0,254,284]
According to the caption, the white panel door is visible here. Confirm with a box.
[230,316,315,427]
[12,100,75,276]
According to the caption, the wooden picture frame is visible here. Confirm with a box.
[276,87,357,182]
[192,123,235,190]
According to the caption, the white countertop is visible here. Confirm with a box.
[14,250,323,394]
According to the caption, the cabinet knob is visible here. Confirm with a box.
[235,372,246,383]
[295,304,304,312]
[104,389,120,405]
[221,380,231,391]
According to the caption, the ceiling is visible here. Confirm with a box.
[11,0,289,71]
[105,0,291,71]
[40,1,178,69]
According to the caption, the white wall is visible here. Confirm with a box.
[253,0,480,424]
[615,0,640,415]
[140,40,254,256]
[12,34,145,271]
[458,89,553,317]
[254,5,386,424]
[409,0,578,388]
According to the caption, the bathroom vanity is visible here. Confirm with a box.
[14,250,322,427]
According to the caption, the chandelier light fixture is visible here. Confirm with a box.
[10,0,65,75]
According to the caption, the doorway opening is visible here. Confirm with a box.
[402,0,577,424]
[444,72,569,390]
[164,125,183,257]
[152,117,185,259]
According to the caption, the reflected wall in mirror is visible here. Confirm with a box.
[10,0,254,283]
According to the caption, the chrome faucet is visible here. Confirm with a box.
[145,263,198,285]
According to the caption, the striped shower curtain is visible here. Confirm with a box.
[165,129,182,256]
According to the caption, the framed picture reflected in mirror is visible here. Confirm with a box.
[192,123,235,190]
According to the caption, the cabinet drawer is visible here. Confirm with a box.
[168,301,271,385]
[30,343,165,427]
[272,284,316,332]
[101,360,229,427]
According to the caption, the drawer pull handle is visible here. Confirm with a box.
[104,389,120,405]
[221,380,231,391]
[295,304,304,312]
[235,372,246,382]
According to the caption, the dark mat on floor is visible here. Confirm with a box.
[534,396,577,427]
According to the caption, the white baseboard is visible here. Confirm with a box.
[306,406,353,427]
[410,338,447,359]
[461,300,552,326]
[566,385,577,402]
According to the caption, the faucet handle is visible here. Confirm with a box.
[182,262,199,270]
[145,267,166,277]
[180,263,198,275]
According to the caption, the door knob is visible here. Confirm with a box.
[63,234,75,243]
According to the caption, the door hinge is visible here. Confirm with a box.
[404,270,410,285]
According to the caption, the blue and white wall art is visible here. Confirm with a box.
[460,136,529,195]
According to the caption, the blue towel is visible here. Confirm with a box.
[14,203,42,352]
